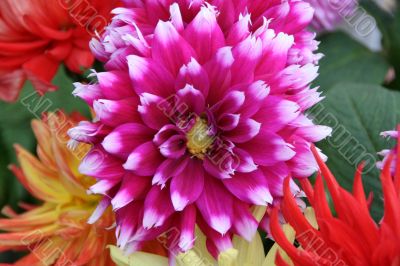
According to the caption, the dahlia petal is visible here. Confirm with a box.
[244,129,295,166]
[226,13,251,45]
[232,202,258,242]
[212,90,245,117]
[124,141,164,176]
[183,5,225,63]
[223,170,272,205]
[72,83,103,106]
[230,36,262,85]
[102,123,153,159]
[159,135,187,159]
[169,3,184,32]
[97,71,135,100]
[196,176,233,234]
[176,58,210,97]
[143,186,174,229]
[89,178,120,195]
[94,98,140,127]
[294,125,332,142]
[239,80,270,118]
[179,204,196,251]
[204,47,234,103]
[138,93,171,130]
[127,55,175,97]
[0,69,26,102]
[153,125,182,146]
[152,21,196,75]
[88,197,111,224]
[112,173,151,210]
[171,159,204,211]
[203,153,235,180]
[217,113,240,131]
[79,146,125,179]
[256,32,294,78]
[233,148,258,173]
[254,96,300,132]
[283,1,314,34]
[68,121,111,145]
[224,118,261,143]
[153,158,189,186]
[176,84,205,115]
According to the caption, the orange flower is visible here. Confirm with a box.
[271,135,400,266]
[0,112,115,266]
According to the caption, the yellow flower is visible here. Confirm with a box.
[0,112,115,266]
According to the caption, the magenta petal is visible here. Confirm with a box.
[256,32,294,78]
[244,128,295,166]
[176,58,210,97]
[124,141,164,176]
[170,159,204,211]
[153,157,189,186]
[93,97,140,127]
[203,154,235,180]
[233,202,258,241]
[254,96,300,132]
[138,93,171,130]
[79,146,125,179]
[88,196,111,224]
[224,118,261,143]
[217,113,240,131]
[212,90,245,117]
[176,84,205,115]
[143,185,174,229]
[240,81,270,118]
[89,178,119,195]
[112,173,151,210]
[196,176,233,234]
[102,123,153,159]
[223,170,272,205]
[97,71,135,100]
[230,36,262,85]
[179,204,196,251]
[183,5,225,63]
[234,147,258,173]
[73,83,103,106]
[159,135,186,159]
[152,21,196,76]
[153,125,182,146]
[205,47,234,104]
[67,121,110,144]
[127,55,175,97]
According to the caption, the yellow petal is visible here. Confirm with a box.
[177,250,210,266]
[263,224,295,266]
[15,145,71,203]
[304,207,318,229]
[218,248,239,266]
[109,246,168,266]
[232,233,265,266]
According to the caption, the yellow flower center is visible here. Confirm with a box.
[186,117,214,159]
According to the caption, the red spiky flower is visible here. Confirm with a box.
[270,127,400,265]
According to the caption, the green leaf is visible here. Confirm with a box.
[312,83,400,220]
[315,32,389,92]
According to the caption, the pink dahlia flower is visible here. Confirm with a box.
[304,0,358,31]
[378,126,399,175]
[69,0,331,259]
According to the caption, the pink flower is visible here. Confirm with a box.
[69,0,331,259]
[304,0,357,31]
[378,126,399,175]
